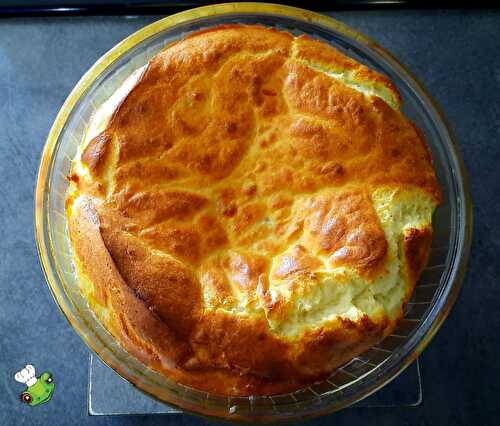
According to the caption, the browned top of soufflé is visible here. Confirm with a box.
[66,24,441,396]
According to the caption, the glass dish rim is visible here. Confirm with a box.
[34,2,473,421]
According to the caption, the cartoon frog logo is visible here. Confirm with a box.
[14,364,55,406]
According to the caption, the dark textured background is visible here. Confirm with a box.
[1,9,499,426]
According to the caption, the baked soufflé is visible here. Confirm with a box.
[66,25,441,396]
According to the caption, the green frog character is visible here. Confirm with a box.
[15,364,55,406]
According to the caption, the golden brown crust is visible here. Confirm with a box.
[81,131,113,176]
[68,25,441,396]
[302,191,388,275]
[404,226,433,285]
[68,197,191,365]
[292,34,401,109]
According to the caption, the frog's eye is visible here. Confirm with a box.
[46,376,53,384]
[20,392,32,404]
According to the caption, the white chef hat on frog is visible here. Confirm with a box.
[14,364,37,387]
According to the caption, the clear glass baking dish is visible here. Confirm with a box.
[35,3,472,422]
